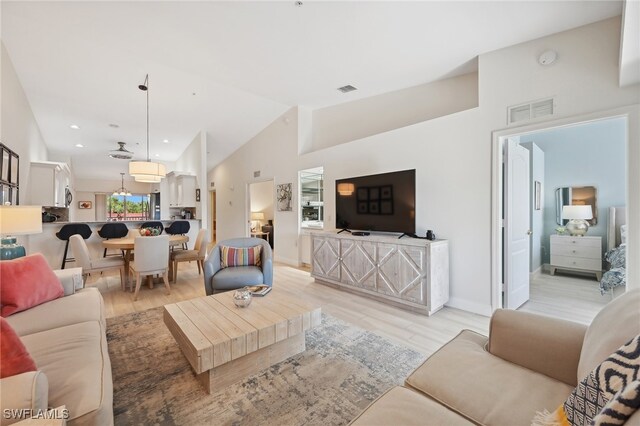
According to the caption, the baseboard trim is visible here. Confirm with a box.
[274,256,299,267]
[530,265,543,278]
[446,297,492,317]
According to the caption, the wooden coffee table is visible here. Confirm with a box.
[163,289,321,394]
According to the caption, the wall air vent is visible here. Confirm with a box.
[337,85,357,93]
[508,98,554,125]
[254,171,261,178]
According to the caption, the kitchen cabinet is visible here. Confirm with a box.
[168,174,178,208]
[30,161,71,207]
[177,175,196,207]
[167,172,197,208]
[311,232,449,315]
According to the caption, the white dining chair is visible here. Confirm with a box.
[171,228,209,282]
[130,235,171,301]
[69,234,125,288]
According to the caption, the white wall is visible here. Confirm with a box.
[1,44,49,205]
[210,17,640,315]
[209,108,300,265]
[73,191,98,222]
[1,43,50,253]
[311,72,479,152]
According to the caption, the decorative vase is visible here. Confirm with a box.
[566,219,589,236]
[233,287,252,308]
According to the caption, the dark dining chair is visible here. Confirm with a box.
[165,221,190,250]
[55,223,92,269]
[97,222,128,257]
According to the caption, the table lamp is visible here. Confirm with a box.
[562,205,593,236]
[0,205,43,260]
[250,212,265,231]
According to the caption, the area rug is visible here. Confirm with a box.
[107,307,426,425]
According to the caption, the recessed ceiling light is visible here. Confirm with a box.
[108,123,120,128]
[163,139,170,143]
[70,124,80,130]
[75,143,84,148]
[155,154,160,157]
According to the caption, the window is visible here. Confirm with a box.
[108,194,150,221]
[300,167,324,228]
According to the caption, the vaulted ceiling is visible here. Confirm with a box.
[1,1,623,180]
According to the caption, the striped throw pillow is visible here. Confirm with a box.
[220,245,262,269]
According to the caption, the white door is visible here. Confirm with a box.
[504,139,531,309]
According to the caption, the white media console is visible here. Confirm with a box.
[310,231,449,315]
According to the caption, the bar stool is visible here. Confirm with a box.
[55,223,92,269]
[97,222,128,257]
[140,221,164,233]
[165,220,190,250]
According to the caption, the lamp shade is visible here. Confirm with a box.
[135,175,162,183]
[337,183,355,196]
[562,205,593,220]
[251,212,265,221]
[129,161,166,182]
[0,206,43,236]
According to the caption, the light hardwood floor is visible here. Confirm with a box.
[88,262,614,356]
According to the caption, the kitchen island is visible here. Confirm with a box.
[28,220,201,270]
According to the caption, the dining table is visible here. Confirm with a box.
[102,234,189,288]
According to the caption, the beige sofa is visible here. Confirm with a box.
[0,268,113,426]
[351,289,640,425]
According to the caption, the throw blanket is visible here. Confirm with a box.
[601,245,626,294]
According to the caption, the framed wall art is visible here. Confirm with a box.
[0,143,20,205]
[277,183,292,211]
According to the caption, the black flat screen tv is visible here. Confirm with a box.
[335,169,415,234]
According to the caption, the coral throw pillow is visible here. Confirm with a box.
[220,245,262,269]
[0,317,37,378]
[0,254,64,317]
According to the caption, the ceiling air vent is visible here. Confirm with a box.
[508,98,554,125]
[337,85,357,93]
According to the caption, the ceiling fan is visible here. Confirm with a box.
[109,142,133,160]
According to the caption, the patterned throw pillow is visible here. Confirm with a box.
[592,380,640,425]
[533,335,640,426]
[220,245,262,269]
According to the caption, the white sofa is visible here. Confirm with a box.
[0,268,113,425]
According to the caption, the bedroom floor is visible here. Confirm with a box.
[519,270,616,325]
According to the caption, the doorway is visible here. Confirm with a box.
[248,180,275,250]
[493,110,630,320]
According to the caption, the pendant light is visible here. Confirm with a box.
[129,74,167,182]
[113,173,132,197]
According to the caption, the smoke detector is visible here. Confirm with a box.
[538,50,557,66]
[109,142,134,160]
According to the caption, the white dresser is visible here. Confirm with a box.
[550,235,602,280]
